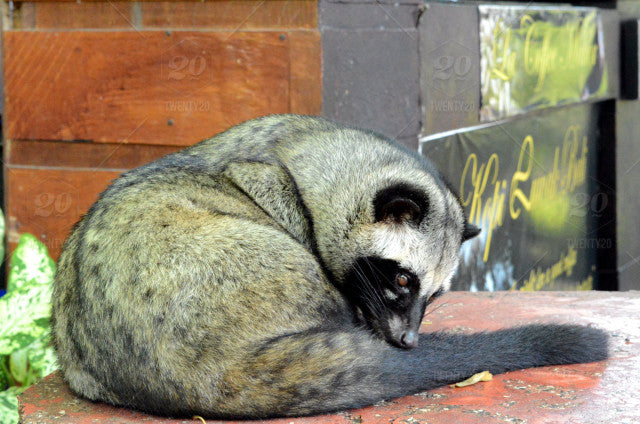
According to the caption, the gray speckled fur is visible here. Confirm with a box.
[52,115,608,419]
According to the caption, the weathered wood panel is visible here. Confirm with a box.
[11,3,36,29]
[31,2,133,29]
[3,31,291,145]
[2,3,322,263]
[6,168,122,260]
[14,1,317,31]
[289,30,322,115]
[6,139,181,169]
[141,1,317,30]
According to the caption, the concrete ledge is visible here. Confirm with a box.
[19,291,640,423]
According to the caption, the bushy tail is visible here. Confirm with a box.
[382,324,609,396]
[200,324,608,419]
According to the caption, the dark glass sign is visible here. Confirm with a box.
[480,6,608,121]
[421,104,603,291]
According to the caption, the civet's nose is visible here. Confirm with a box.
[399,330,418,349]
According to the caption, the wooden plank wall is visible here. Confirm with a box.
[2,0,321,260]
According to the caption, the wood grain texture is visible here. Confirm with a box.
[31,1,133,29]
[12,2,36,29]
[141,1,317,29]
[12,1,316,31]
[3,31,292,145]
[289,30,322,115]
[6,167,122,260]
[4,140,182,170]
[6,140,181,169]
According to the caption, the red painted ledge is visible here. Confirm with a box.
[19,291,640,424]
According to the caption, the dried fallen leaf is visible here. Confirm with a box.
[450,370,493,388]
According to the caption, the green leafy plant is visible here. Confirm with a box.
[0,224,58,424]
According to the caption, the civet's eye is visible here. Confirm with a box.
[396,274,409,287]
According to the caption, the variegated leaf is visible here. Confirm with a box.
[24,331,58,379]
[7,234,55,293]
[0,386,23,424]
[7,351,27,387]
[0,283,52,356]
[0,360,9,390]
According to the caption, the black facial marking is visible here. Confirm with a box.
[344,257,423,346]
[373,183,429,223]
[420,298,428,319]
[344,257,419,311]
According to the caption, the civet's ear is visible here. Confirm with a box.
[374,184,428,223]
[462,222,481,242]
[379,198,421,223]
